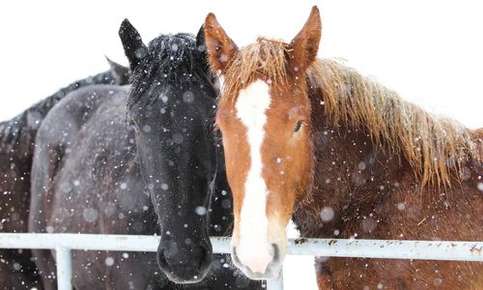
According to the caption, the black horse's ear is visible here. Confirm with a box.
[105,56,130,85]
[196,25,206,51]
[119,19,147,71]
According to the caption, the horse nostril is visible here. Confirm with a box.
[156,248,169,270]
[156,235,213,283]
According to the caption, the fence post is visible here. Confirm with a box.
[267,269,284,290]
[56,247,72,290]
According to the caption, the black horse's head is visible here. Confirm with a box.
[119,19,220,283]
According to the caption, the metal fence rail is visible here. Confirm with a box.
[0,233,481,290]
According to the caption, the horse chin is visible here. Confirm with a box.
[156,248,212,284]
[232,255,283,281]
[164,271,209,284]
[160,258,211,284]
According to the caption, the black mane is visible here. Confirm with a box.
[0,70,121,146]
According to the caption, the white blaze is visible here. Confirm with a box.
[235,80,272,274]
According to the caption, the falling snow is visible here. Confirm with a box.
[320,206,335,222]
[142,125,152,133]
[182,91,194,103]
[0,8,479,290]
[105,257,115,266]
[195,206,207,216]
[82,208,98,223]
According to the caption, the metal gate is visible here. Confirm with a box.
[0,233,481,290]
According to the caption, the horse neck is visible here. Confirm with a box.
[293,90,412,237]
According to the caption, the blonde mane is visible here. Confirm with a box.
[309,60,480,186]
[222,38,289,96]
[222,38,480,186]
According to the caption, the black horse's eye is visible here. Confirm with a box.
[128,118,137,128]
[294,120,303,133]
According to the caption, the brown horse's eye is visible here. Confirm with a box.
[294,120,303,133]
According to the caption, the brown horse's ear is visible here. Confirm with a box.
[204,13,238,73]
[289,6,321,72]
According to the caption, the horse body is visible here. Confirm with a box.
[204,6,482,289]
[30,21,261,290]
[0,67,126,289]
[0,133,34,289]
[293,84,483,288]
[30,85,171,289]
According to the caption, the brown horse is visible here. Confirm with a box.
[204,6,483,289]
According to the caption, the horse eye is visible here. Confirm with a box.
[294,120,303,133]
[128,118,137,128]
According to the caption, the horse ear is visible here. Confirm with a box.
[105,56,130,85]
[119,19,147,71]
[289,6,321,72]
[196,25,206,51]
[204,13,238,73]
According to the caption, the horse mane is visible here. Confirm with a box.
[222,37,480,187]
[0,69,121,147]
[308,59,479,186]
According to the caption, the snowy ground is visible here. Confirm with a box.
[1,1,482,289]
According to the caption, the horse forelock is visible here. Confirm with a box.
[221,37,289,101]
[128,33,214,109]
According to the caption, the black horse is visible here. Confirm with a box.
[29,20,262,289]
[0,60,128,289]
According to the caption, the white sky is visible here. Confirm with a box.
[0,1,482,289]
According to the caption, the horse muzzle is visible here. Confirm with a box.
[231,243,283,280]
[156,238,213,283]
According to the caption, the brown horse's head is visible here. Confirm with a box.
[204,7,321,279]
